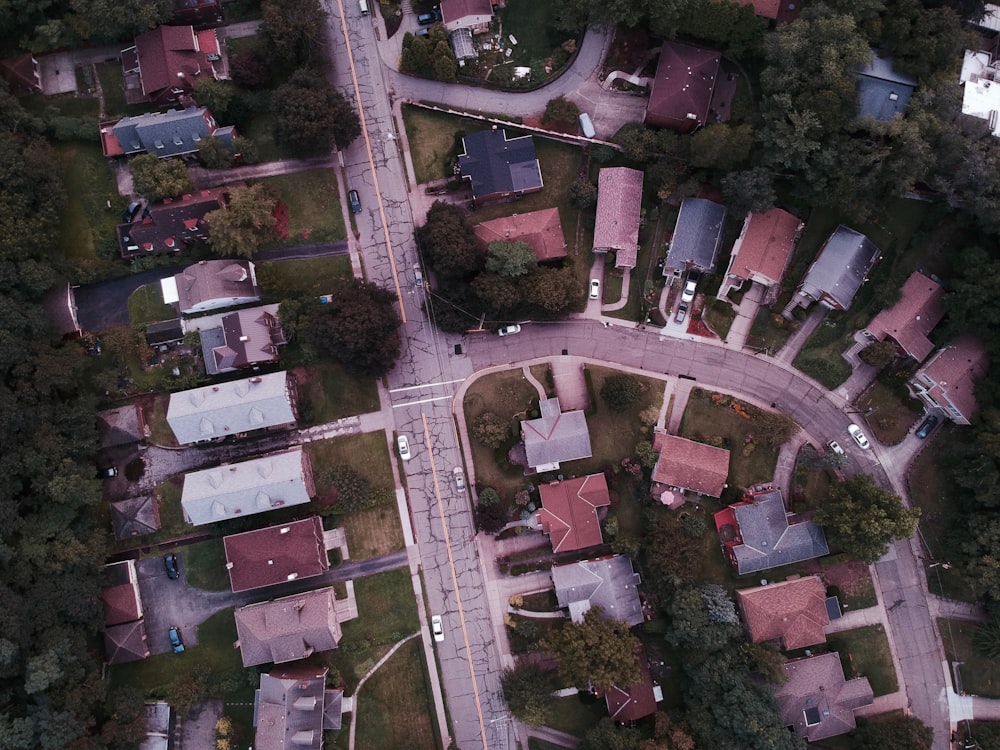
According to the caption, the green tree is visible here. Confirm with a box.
[521,266,580,315]
[471,411,510,448]
[128,154,192,202]
[639,712,697,750]
[859,340,898,368]
[580,718,642,750]
[850,713,932,750]
[568,177,598,209]
[689,123,754,172]
[816,474,921,562]
[471,272,519,313]
[69,0,173,44]
[485,241,537,278]
[665,585,741,653]
[205,183,278,258]
[328,90,362,149]
[501,663,557,725]
[193,78,237,122]
[721,167,777,216]
[635,440,658,469]
[475,487,506,532]
[273,69,342,155]
[541,607,641,691]
[260,0,328,71]
[325,465,372,511]
[542,95,581,127]
[198,137,235,169]
[600,374,642,412]
[417,201,481,278]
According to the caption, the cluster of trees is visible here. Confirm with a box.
[417,201,583,331]
[400,26,458,82]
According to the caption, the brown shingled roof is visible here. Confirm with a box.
[916,335,988,423]
[473,208,567,262]
[537,473,611,553]
[651,433,730,497]
[224,516,329,592]
[865,271,944,361]
[102,583,142,626]
[776,653,873,741]
[597,646,658,722]
[593,168,644,269]
[736,576,830,650]
[646,42,721,133]
[727,208,802,287]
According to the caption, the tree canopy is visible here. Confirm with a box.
[128,154,193,203]
[307,279,402,376]
[501,663,557,726]
[205,183,279,258]
[541,607,641,691]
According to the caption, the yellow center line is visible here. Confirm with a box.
[335,0,406,322]
[421,412,489,748]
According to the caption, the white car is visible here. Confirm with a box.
[397,434,411,460]
[681,278,698,303]
[454,467,466,492]
[847,424,870,450]
[827,440,845,455]
[431,614,444,642]
[589,279,601,300]
[497,324,521,336]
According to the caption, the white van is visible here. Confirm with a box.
[359,0,369,14]
[579,112,595,138]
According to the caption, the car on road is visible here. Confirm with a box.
[348,189,362,214]
[431,614,444,642]
[454,467,465,492]
[97,466,118,479]
[164,553,180,580]
[497,324,521,336]
[397,434,411,461]
[168,626,185,653]
[589,279,601,300]
[847,424,871,450]
[827,440,845,455]
[414,264,424,286]
[915,414,939,439]
[674,303,688,324]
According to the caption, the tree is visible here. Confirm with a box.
[485,241,536,278]
[475,487,506,532]
[974,618,1000,660]
[327,90,362,149]
[721,167,777,216]
[69,0,173,44]
[205,183,278,258]
[859,340,898,368]
[851,713,932,750]
[639,712,697,750]
[307,279,402,376]
[689,123,754,172]
[600,374,642,412]
[501,663,557,725]
[816,474,921,562]
[273,70,342,155]
[568,177,598,209]
[521,266,580,315]
[471,272,519,313]
[128,154,192,202]
[541,607,641,691]
[417,201,481,278]
[198,137,234,169]
[325,465,372,511]
[260,0,328,71]
[580,718,642,750]
[542,95,581,127]
[193,78,237,123]
[471,412,510,448]
[664,585,741,653]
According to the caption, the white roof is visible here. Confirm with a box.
[181,448,311,525]
[960,50,1000,136]
[160,276,179,304]
[166,371,295,444]
[978,4,1000,31]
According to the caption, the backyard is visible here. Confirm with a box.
[128,283,177,326]
[939,618,1000,698]
[826,624,898,697]
[257,255,354,299]
[181,538,229,591]
[294,363,379,424]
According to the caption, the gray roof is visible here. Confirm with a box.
[181,447,312,526]
[110,495,161,539]
[731,488,829,574]
[104,620,149,664]
[234,587,343,667]
[551,555,644,627]
[166,371,296,444]
[254,666,337,750]
[521,397,592,469]
[97,404,143,448]
[458,129,543,200]
[857,55,916,121]
[798,226,880,310]
[173,259,259,315]
[113,107,219,158]
[775,653,873,741]
[664,198,726,273]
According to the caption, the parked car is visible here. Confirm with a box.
[847,424,871,450]
[674,303,688,324]
[915,414,939,439]
[348,189,362,214]
[96,466,118,479]
[416,10,436,24]
[589,279,601,300]
[454,467,466,492]
[415,27,429,37]
[681,271,699,303]
[397,434,411,461]
[431,614,444,642]
[168,626,185,654]
[497,324,521,336]
[827,440,845,455]
[164,553,180,580]
[414,264,424,286]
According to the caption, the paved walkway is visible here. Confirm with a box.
[775,308,827,364]
[188,154,338,190]
[550,358,589,412]
[837,331,880,403]
[348,633,421,750]
[723,280,764,350]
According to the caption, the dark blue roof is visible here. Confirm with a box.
[113,107,216,157]
[857,56,915,121]
[664,198,727,274]
[458,129,543,200]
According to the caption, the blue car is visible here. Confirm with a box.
[168,626,185,653]
[915,414,939,439]
[164,553,179,580]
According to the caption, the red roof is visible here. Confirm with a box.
[722,0,782,19]
[224,516,329,592]
[593,168,644,269]
[537,473,611,552]
[728,208,802,287]
[916,335,988,423]
[736,576,830,650]
[473,207,567,262]
[646,42,721,133]
[102,583,141,626]
[865,271,944,361]
[598,646,658,722]
[652,433,730,497]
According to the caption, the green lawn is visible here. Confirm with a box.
[401,105,481,183]
[339,503,405,561]
[256,169,347,244]
[56,142,125,271]
[146,395,177,447]
[939,618,1000,698]
[703,297,736,340]
[258,255,354,299]
[94,62,149,119]
[579,365,664,470]
[21,92,99,119]
[543,694,606,737]
[826,625,898,697]
[242,112,299,163]
[746,306,796,354]
[296,362,380,424]
[128,283,177,326]
[308,432,395,494]
[182,538,230,591]
[496,0,575,72]
[857,380,924,445]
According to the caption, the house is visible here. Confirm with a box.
[102,560,150,664]
[120,25,226,106]
[520,397,592,472]
[166,370,297,444]
[199,304,287,375]
[720,209,803,301]
[551,555,644,627]
[863,271,944,362]
[254,666,345,750]
[775,653,874,741]
[0,53,41,94]
[101,107,236,159]
[111,496,162,539]
[140,702,171,750]
[909,335,988,425]
[736,576,831,650]
[97,404,144,449]
[180,447,314,526]
[458,129,544,204]
[975,4,1000,34]
[473,207,567,263]
[857,54,915,121]
[592,167,644,270]
[224,516,331,592]
[960,49,1000,137]
[172,0,224,27]
[596,645,660,723]
[714,486,830,574]
[145,319,185,347]
[441,0,494,33]
[663,198,727,277]
[537,473,611,553]
[234,586,355,667]
[117,188,226,258]
[793,226,880,312]
[162,259,260,315]
[645,42,724,133]
[650,433,730,503]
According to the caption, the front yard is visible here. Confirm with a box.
[128,283,177,326]
[256,169,347,245]
[826,624,898,697]
[939,617,1000,698]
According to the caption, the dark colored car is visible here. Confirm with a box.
[164,553,180,580]
[348,189,362,214]
[97,466,118,479]
[674,303,688,324]
[915,414,939,439]
[416,8,438,24]
[168,626,185,653]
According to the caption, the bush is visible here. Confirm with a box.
[471,411,510,448]
[600,373,642,412]
[859,340,898,369]
[327,465,372,511]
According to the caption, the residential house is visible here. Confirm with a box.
[650,432,730,506]
[551,555,644,627]
[441,0,494,33]
[663,198,727,277]
[234,586,356,667]
[596,645,660,723]
[714,485,830,574]
[520,397,592,472]
[537,473,611,553]
[857,54,916,121]
[254,665,345,750]
[117,188,226,258]
[172,0,224,27]
[473,207,567,264]
[180,447,315,526]
[959,49,1000,137]
[120,25,226,106]
[592,167,644,270]
[224,516,331,593]
[775,653,874,741]
[645,42,724,133]
[720,208,803,301]
[0,53,41,94]
[162,259,260,315]
[166,370,297,444]
[101,107,236,159]
[975,4,1000,34]
[111,496,162,539]
[145,319,185,347]
[102,560,149,664]
[863,271,944,362]
[909,335,988,425]
[736,576,832,651]
[199,304,287,375]
[97,404,144,450]
[140,702,171,750]
[793,225,880,312]
[458,129,544,204]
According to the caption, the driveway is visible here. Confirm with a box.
[74,266,184,331]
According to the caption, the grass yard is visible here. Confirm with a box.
[792,318,854,390]
[295,363,379,424]
[826,625,898,697]
[939,618,1000,698]
[128,283,177,326]
[496,0,575,71]
[154,478,185,537]
[256,169,347,244]
[339,503,405,560]
[242,113,299,163]
[308,432,394,494]
[146,395,177,447]
[529,740,568,750]
[56,142,125,271]
[258,255,353,299]
[181,538,230,591]
[95,62,127,118]
[703,297,736,340]
[857,380,924,445]
[543,694,606,737]
[578,365,664,471]
[354,638,438,750]
[21,92,99,119]
[747,306,797,354]
[401,105,483,183]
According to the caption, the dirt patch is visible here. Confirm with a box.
[821,558,872,598]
